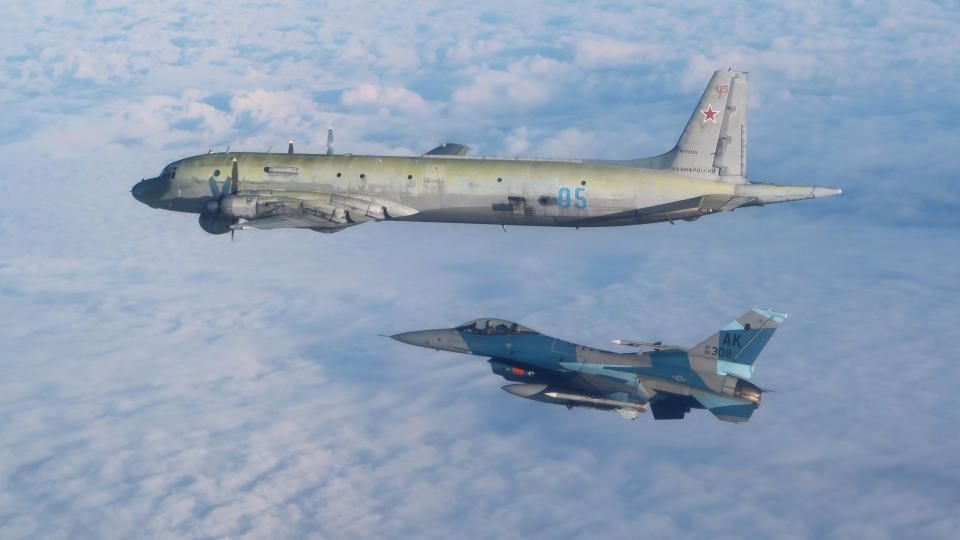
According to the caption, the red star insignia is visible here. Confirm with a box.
[701,104,719,123]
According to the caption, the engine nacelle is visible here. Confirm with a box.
[219,195,261,219]
[198,213,233,235]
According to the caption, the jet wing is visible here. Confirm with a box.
[233,191,420,233]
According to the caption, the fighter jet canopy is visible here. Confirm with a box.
[456,318,540,336]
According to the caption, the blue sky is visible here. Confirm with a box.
[1,1,959,538]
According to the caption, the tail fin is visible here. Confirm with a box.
[634,70,748,183]
[694,308,786,378]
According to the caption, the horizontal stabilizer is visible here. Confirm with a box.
[693,394,756,423]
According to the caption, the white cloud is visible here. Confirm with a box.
[536,127,595,157]
[574,38,673,67]
[2,1,960,537]
[341,84,428,113]
[446,39,506,65]
[452,56,575,110]
[231,89,321,128]
[505,126,531,155]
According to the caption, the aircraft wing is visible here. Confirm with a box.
[234,191,420,233]
[237,214,351,233]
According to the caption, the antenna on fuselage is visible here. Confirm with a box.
[288,140,294,154]
[326,127,334,155]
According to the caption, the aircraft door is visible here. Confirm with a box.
[420,164,445,202]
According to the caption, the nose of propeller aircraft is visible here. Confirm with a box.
[131,177,166,207]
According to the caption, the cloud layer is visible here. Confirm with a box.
[1,1,958,538]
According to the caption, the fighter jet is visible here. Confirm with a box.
[132,70,840,235]
[391,308,787,422]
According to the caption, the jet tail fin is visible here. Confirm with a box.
[633,69,748,183]
[694,308,786,379]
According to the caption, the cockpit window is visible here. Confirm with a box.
[161,166,177,179]
[456,318,539,336]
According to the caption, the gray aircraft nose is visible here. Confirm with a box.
[131,177,166,207]
[391,329,470,353]
[391,330,438,348]
[131,180,146,203]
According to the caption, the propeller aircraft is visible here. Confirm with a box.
[132,70,840,235]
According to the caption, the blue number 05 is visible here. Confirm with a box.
[558,187,587,209]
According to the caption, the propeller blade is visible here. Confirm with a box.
[221,176,231,196]
[230,158,239,194]
[288,140,294,154]
[208,176,220,198]
[326,127,334,155]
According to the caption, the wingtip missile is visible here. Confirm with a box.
[610,339,685,350]
[812,187,842,198]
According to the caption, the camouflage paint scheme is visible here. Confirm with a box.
[131,71,840,234]
[392,309,787,423]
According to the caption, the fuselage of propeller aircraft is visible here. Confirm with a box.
[131,70,840,235]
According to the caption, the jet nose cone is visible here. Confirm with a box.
[391,331,427,346]
[391,329,470,354]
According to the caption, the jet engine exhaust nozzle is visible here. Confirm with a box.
[734,379,762,407]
